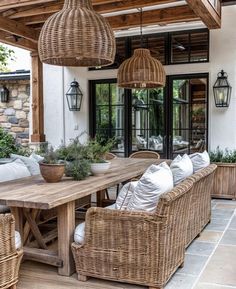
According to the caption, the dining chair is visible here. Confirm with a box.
[129,150,160,159]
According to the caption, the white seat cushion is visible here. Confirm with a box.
[15,231,21,250]
[11,154,40,176]
[0,159,31,183]
[170,154,193,185]
[189,151,210,173]
[74,204,116,245]
[127,162,174,213]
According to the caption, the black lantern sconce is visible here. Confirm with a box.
[0,86,9,103]
[213,70,232,108]
[66,79,83,111]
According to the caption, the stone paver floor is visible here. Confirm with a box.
[18,199,236,289]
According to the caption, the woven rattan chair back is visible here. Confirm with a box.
[105,152,117,160]
[0,214,23,289]
[129,151,160,159]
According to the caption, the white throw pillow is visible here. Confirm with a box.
[11,154,40,176]
[170,154,193,185]
[29,153,44,163]
[127,162,174,213]
[189,151,210,173]
[115,181,138,210]
[15,231,22,250]
[0,159,31,183]
[74,204,116,244]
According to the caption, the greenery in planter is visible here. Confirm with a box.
[210,147,236,163]
[84,137,116,163]
[57,137,90,181]
[41,146,63,164]
[0,128,19,158]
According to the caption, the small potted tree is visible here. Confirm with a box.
[85,137,115,176]
[39,147,65,183]
[210,147,236,200]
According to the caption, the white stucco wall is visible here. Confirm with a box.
[43,5,236,150]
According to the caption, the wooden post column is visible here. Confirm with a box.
[31,51,46,143]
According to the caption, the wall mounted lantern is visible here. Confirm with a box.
[66,80,83,111]
[213,70,232,108]
[0,86,9,103]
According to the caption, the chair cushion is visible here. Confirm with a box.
[115,181,138,210]
[170,154,193,185]
[74,204,116,244]
[189,151,210,173]
[15,231,22,250]
[0,159,31,183]
[127,162,174,213]
[11,153,41,176]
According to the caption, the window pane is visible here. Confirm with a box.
[190,32,208,62]
[96,106,109,129]
[171,33,189,63]
[173,130,189,154]
[111,84,124,105]
[96,84,109,105]
[190,130,207,153]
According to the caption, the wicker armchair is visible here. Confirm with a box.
[129,151,160,159]
[0,214,23,289]
[72,179,194,289]
[186,164,217,246]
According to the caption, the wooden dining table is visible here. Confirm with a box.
[0,157,164,276]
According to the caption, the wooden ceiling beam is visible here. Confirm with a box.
[0,30,37,51]
[0,0,57,10]
[9,0,178,19]
[186,0,221,29]
[107,5,199,30]
[0,15,38,42]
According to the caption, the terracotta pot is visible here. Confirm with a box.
[39,163,65,183]
[90,161,111,176]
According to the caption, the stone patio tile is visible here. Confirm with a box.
[205,218,229,232]
[213,199,236,205]
[187,241,216,256]
[194,283,236,289]
[211,208,235,220]
[197,231,223,243]
[229,216,236,229]
[165,273,197,289]
[215,203,236,209]
[199,245,236,287]
[220,229,236,245]
[178,254,208,276]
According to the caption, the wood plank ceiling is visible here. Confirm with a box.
[0,0,231,52]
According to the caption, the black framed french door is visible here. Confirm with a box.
[89,73,208,158]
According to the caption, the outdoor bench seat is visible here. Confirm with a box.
[72,164,217,289]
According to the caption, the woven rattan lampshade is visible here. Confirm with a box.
[117,48,166,89]
[38,0,116,67]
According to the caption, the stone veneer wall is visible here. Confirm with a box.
[0,79,30,147]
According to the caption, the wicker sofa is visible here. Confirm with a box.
[72,164,216,289]
[0,214,23,289]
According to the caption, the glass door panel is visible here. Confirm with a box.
[170,76,208,158]
[131,88,166,156]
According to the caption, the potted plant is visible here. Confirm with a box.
[57,137,90,181]
[210,147,236,200]
[85,137,115,176]
[39,147,65,183]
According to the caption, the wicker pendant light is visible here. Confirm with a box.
[117,9,166,89]
[38,0,116,67]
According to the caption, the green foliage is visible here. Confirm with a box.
[210,147,236,163]
[0,128,18,158]
[85,137,116,163]
[41,146,62,165]
[0,45,15,72]
[57,136,90,180]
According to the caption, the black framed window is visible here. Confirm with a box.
[89,29,209,71]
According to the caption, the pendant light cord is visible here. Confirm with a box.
[138,8,143,48]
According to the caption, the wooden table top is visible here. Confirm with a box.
[0,158,164,210]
